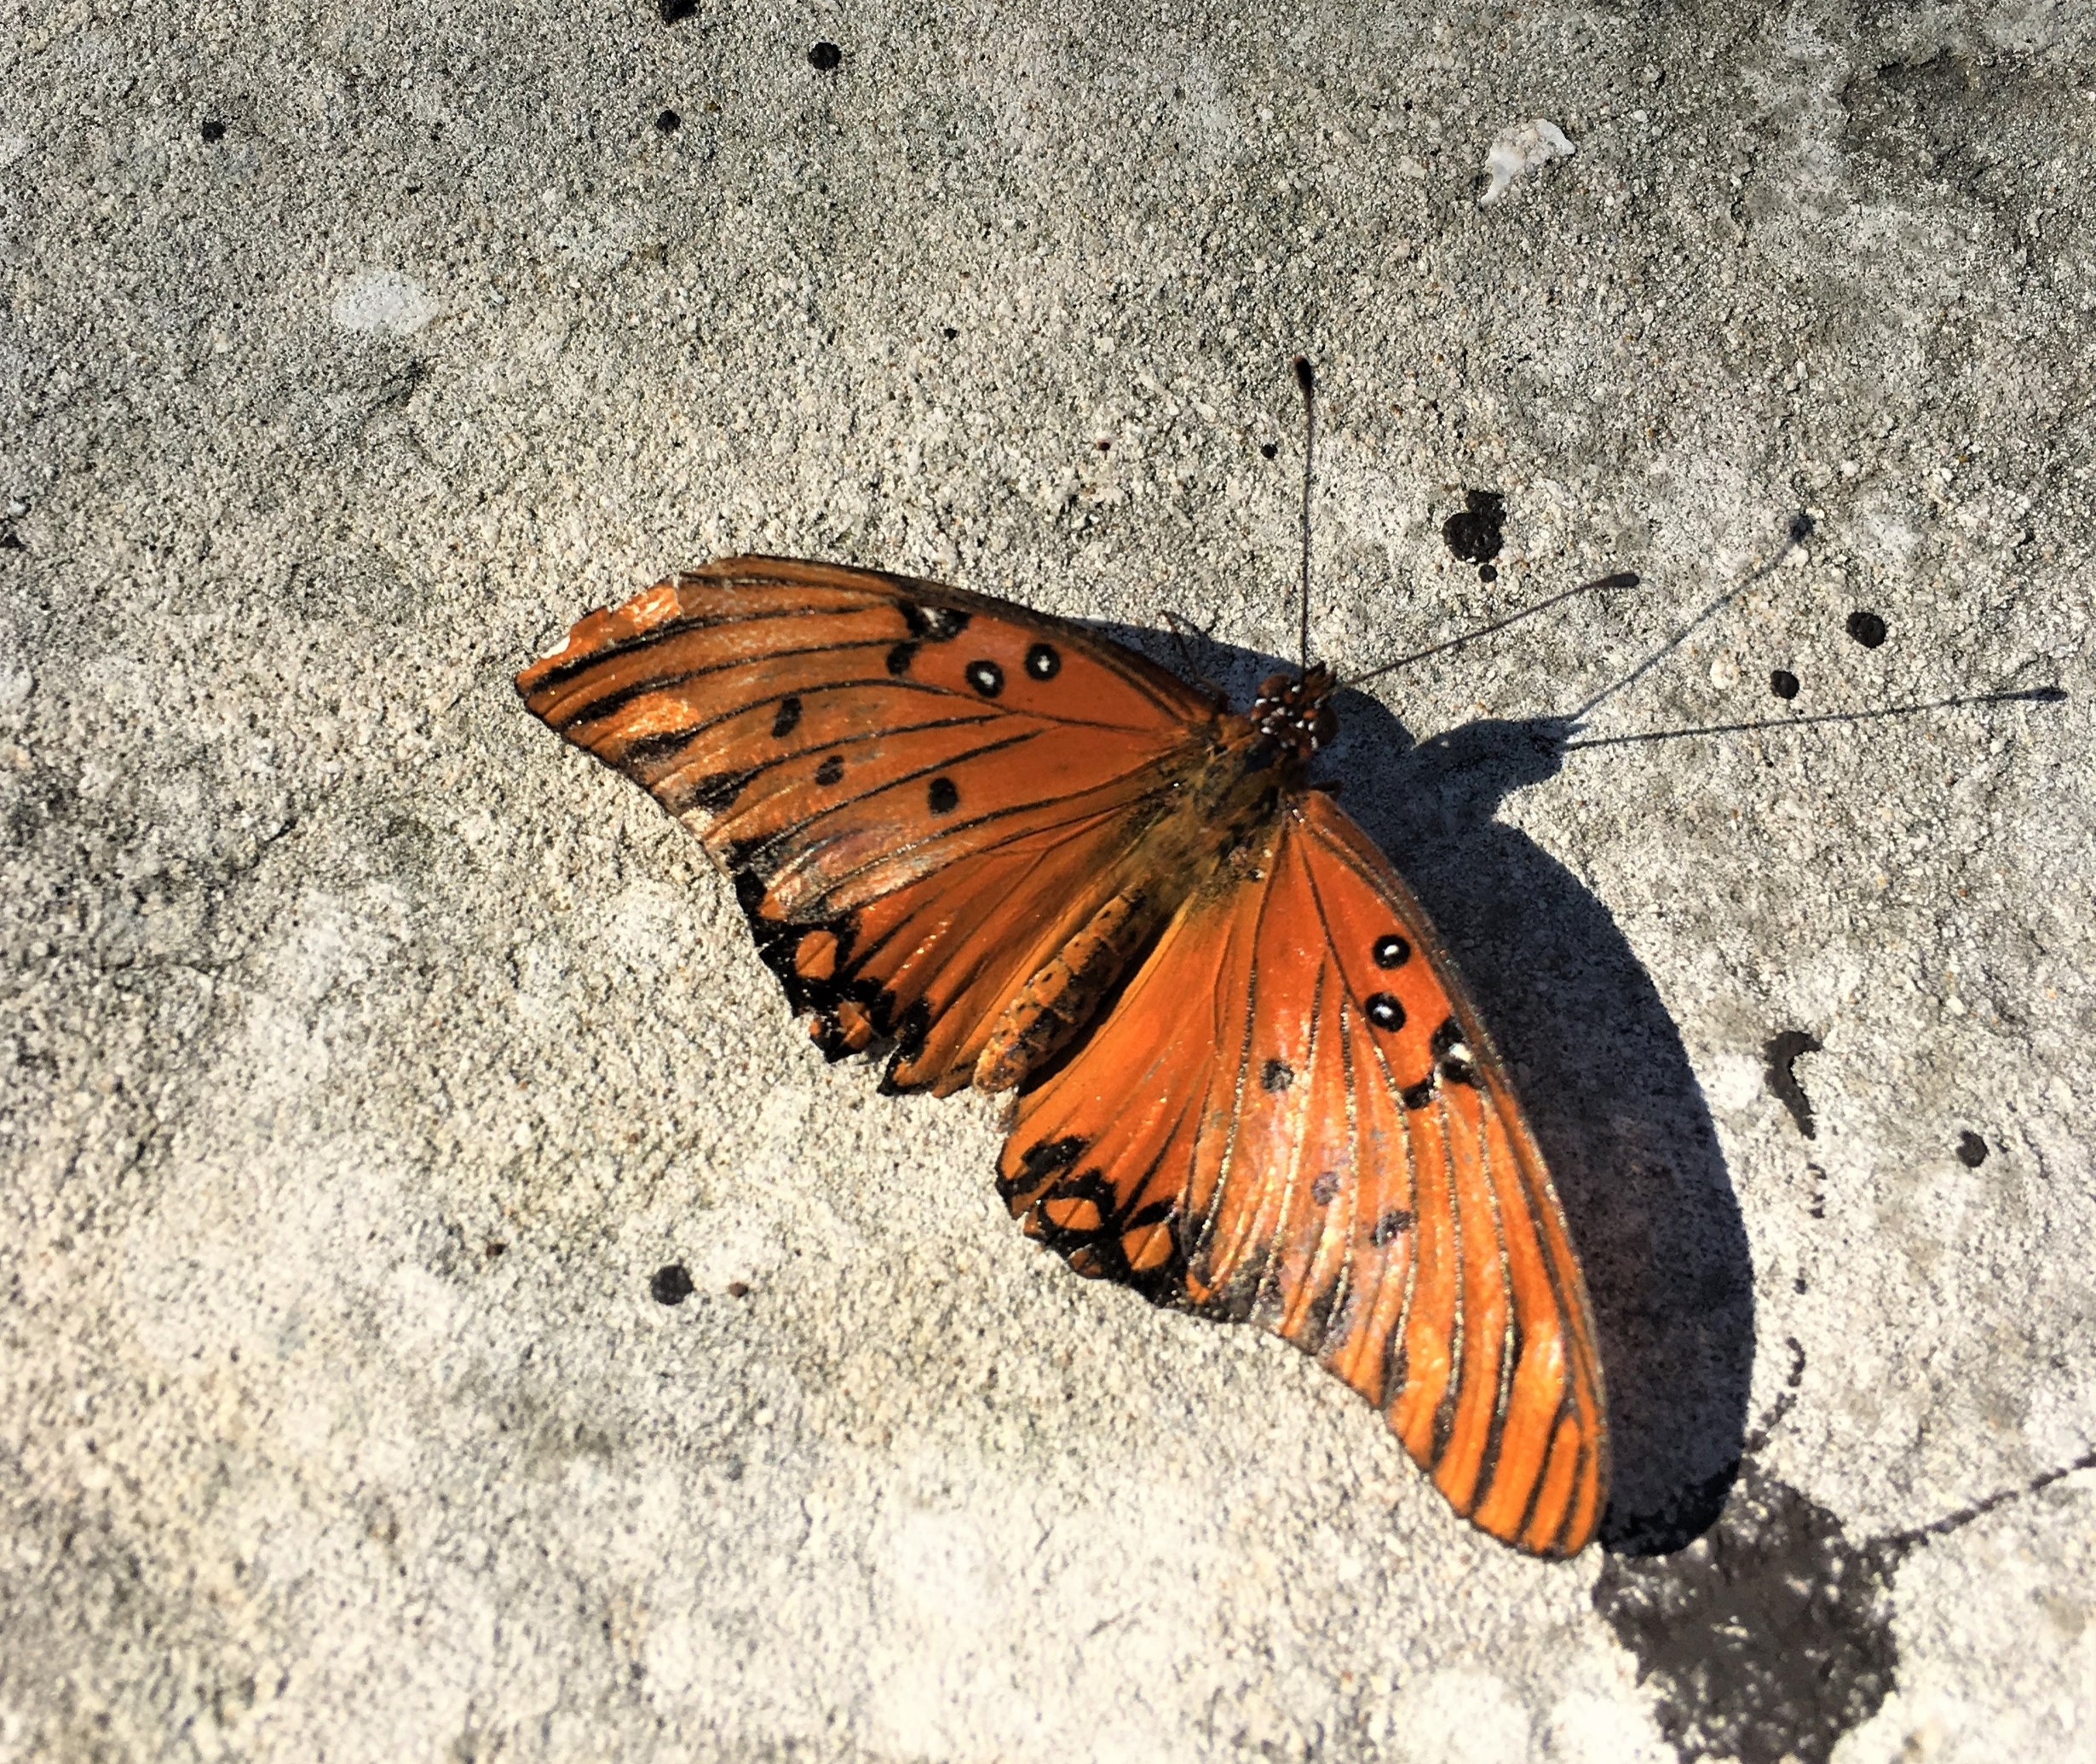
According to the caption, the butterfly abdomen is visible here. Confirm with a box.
[973,888,1162,1092]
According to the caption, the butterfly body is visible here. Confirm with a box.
[519,556,1608,1556]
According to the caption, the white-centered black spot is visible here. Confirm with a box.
[1366,993,1405,1031]
[1370,1208,1414,1245]
[771,695,803,739]
[928,776,959,814]
[815,754,844,786]
[965,659,1005,697]
[1373,934,1411,969]
[901,602,970,642]
[1026,642,1060,680]
[1261,1058,1293,1092]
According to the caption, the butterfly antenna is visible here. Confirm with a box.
[1564,683,2066,750]
[1293,355,1315,671]
[1339,571,1638,691]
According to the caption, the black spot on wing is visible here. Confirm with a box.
[886,641,919,677]
[1262,1058,1293,1092]
[771,695,803,738]
[1373,934,1411,968]
[1026,642,1061,680]
[927,776,959,814]
[1366,993,1405,1031]
[815,754,845,786]
[901,602,970,642]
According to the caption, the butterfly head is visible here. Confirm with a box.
[1247,663,1339,762]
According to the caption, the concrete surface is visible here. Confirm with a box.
[3,1,2093,1760]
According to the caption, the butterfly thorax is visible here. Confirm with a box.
[970,671,1333,1094]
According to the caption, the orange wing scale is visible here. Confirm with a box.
[519,556,1608,1554]
[999,793,1607,1555]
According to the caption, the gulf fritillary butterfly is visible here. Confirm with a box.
[516,533,1611,1558]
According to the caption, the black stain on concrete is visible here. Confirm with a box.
[1440,487,1506,566]
[1846,609,1888,648]
[1764,1030,1822,1138]
[650,1263,695,1306]
[1955,1130,1989,1167]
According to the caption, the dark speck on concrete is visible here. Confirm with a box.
[651,1263,695,1306]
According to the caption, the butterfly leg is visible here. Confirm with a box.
[1161,611,1229,706]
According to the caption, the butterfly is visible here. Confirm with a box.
[515,551,1609,1557]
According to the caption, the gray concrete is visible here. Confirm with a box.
[2,2,2092,1760]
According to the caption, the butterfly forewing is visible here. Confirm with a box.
[516,558,1217,1094]
[1001,792,1607,1556]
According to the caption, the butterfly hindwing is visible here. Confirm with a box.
[999,790,1608,1556]
[515,557,1215,1094]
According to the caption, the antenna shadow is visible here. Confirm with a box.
[1099,622,1754,1554]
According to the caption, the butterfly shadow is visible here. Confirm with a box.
[1100,623,1754,1554]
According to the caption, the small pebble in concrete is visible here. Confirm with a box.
[809,41,843,72]
[1771,668,1800,700]
[659,0,696,22]
[727,1280,752,1299]
[651,1263,695,1306]
[655,108,681,134]
[1956,1132,1989,1168]
[1846,610,1888,648]
[200,117,224,142]
[1259,441,1277,458]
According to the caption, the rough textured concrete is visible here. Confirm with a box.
[3,2,2092,1760]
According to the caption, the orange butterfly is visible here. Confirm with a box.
[516,541,1610,1557]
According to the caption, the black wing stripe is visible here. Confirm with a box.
[732,729,1046,867]
[786,772,1179,922]
[528,599,896,691]
[1187,886,1265,1274]
[1251,960,1324,1323]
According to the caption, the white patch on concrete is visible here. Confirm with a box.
[330,268,438,335]
[1479,118,1575,205]
[1706,1049,1767,1114]
[1392,1669,1533,1762]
